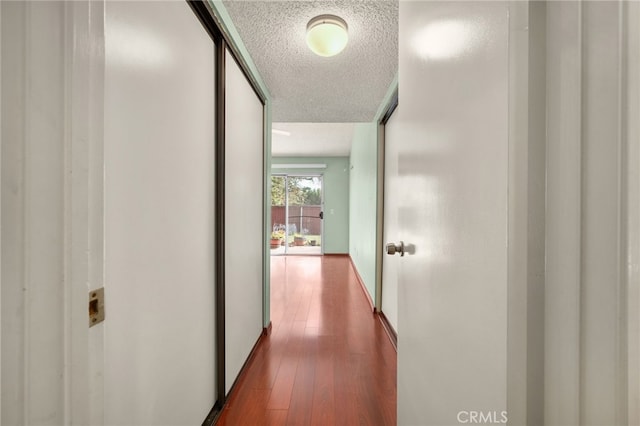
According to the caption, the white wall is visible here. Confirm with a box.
[2,2,67,423]
[506,2,546,424]
[104,1,216,424]
[224,49,264,393]
[2,1,106,423]
[0,4,3,421]
[626,4,640,424]
[349,123,378,303]
[545,2,639,424]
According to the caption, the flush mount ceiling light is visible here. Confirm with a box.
[306,15,349,57]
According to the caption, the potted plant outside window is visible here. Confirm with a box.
[293,234,306,246]
[270,231,284,249]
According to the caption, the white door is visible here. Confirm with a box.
[224,48,264,394]
[104,1,216,423]
[395,2,510,424]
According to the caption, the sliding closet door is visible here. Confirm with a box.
[225,49,264,393]
[104,2,216,423]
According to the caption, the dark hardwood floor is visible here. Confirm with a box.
[216,255,397,425]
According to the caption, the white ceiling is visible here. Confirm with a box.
[222,0,398,123]
[271,122,356,157]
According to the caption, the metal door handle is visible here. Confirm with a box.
[319,211,324,219]
[386,241,405,256]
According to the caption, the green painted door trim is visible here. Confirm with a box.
[373,75,398,309]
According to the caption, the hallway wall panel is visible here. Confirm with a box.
[104,2,216,424]
[349,123,378,303]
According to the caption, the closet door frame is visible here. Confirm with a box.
[188,1,267,423]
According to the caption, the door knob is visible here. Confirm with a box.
[386,241,405,256]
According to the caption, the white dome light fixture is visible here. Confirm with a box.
[306,15,349,57]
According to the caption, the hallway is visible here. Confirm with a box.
[217,256,397,425]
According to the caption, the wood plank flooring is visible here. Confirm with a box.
[216,255,397,425]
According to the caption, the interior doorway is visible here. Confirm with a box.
[271,175,324,255]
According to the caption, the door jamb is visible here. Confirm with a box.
[375,90,398,313]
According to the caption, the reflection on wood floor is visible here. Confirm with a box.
[216,255,397,425]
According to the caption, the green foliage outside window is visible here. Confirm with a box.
[271,176,321,206]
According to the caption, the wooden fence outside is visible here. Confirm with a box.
[271,205,322,235]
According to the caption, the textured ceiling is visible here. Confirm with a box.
[223,0,398,123]
[271,122,356,157]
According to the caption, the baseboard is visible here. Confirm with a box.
[346,257,398,351]
[225,329,266,397]
[377,310,398,351]
[323,253,349,257]
[202,328,269,425]
[262,321,272,336]
[348,256,375,312]
[201,400,223,426]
